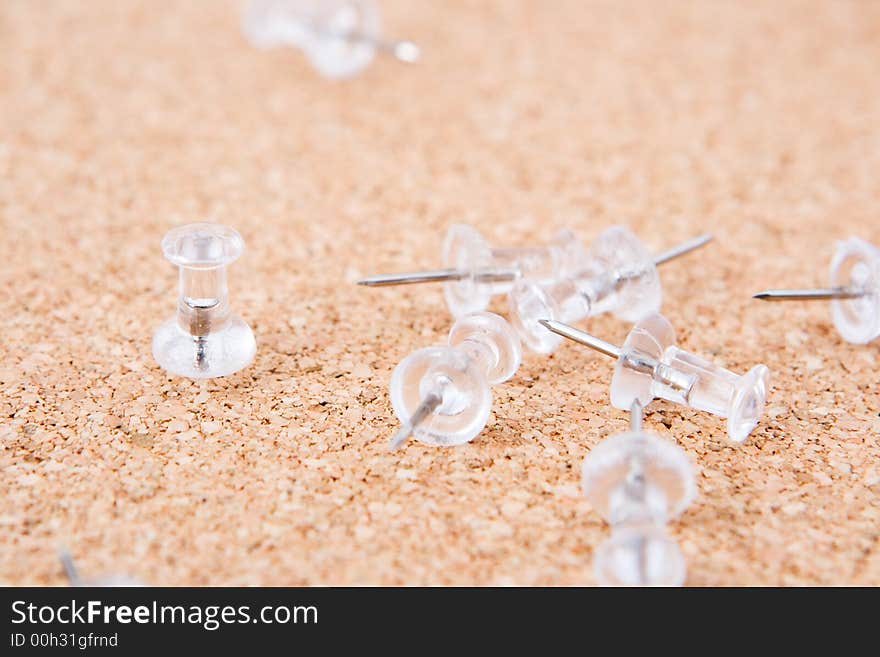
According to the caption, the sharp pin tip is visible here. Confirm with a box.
[394,41,421,63]
[388,426,411,451]
[357,276,388,287]
[538,318,562,334]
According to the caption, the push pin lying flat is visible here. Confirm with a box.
[582,401,696,586]
[153,223,256,379]
[60,548,144,587]
[541,313,770,443]
[754,236,880,345]
[509,226,713,354]
[389,312,522,449]
[359,223,588,317]
[243,0,420,79]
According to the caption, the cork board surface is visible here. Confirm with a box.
[1,0,879,586]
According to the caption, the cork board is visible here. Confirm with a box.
[1,0,878,586]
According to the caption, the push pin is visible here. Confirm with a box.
[754,236,880,345]
[509,226,713,353]
[541,313,770,443]
[243,0,420,79]
[60,548,144,587]
[359,223,588,317]
[152,223,256,379]
[389,312,522,449]
[582,401,696,586]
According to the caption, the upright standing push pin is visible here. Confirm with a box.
[153,223,256,379]
[754,237,880,344]
[242,0,420,79]
[541,313,770,443]
[509,227,712,354]
[389,312,522,450]
[360,224,588,317]
[582,401,696,586]
[59,549,144,587]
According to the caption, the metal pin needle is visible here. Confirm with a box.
[304,18,421,64]
[388,392,442,451]
[538,319,622,359]
[630,400,643,432]
[651,233,713,267]
[753,287,864,301]
[358,233,712,288]
[359,267,519,287]
[59,548,81,586]
[344,30,420,63]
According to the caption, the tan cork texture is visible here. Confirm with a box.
[1,0,878,585]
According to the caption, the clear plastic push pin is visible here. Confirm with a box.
[541,313,770,443]
[754,236,880,345]
[359,223,588,317]
[583,401,696,586]
[509,227,713,354]
[60,548,145,587]
[152,223,256,379]
[389,312,522,449]
[243,0,420,79]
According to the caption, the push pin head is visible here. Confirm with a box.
[243,0,420,79]
[389,312,521,449]
[152,223,256,379]
[593,524,687,587]
[582,401,696,586]
[754,237,880,345]
[359,224,587,317]
[510,226,661,353]
[541,314,770,443]
[443,224,508,317]
[509,229,712,354]
[441,225,586,317]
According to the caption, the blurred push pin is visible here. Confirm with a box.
[509,227,712,354]
[582,401,696,586]
[359,224,587,317]
[389,312,522,449]
[541,313,770,443]
[754,237,880,344]
[60,548,144,587]
[243,0,420,79]
[153,223,256,379]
